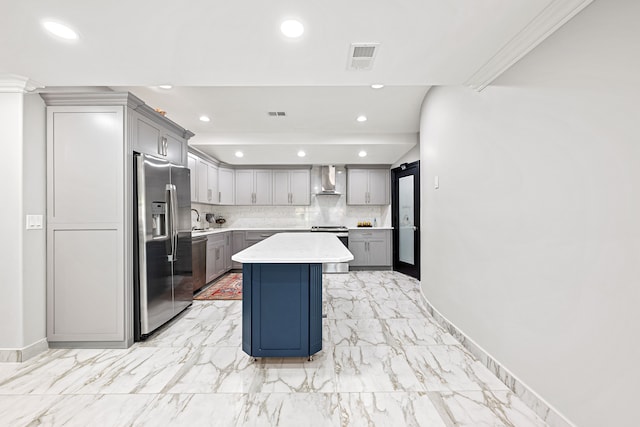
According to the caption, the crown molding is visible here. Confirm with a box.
[465,0,594,91]
[0,74,44,93]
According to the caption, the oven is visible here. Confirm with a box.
[310,226,349,273]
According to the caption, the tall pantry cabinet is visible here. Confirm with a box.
[41,92,193,348]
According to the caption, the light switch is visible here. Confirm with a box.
[434,175,439,189]
[26,214,43,230]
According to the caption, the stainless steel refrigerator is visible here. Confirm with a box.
[133,153,192,340]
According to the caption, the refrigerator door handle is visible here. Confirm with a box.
[166,183,178,262]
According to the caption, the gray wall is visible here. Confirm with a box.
[418,0,639,426]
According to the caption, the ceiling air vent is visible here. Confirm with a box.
[267,111,286,117]
[347,43,380,70]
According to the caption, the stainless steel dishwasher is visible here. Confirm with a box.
[192,235,207,293]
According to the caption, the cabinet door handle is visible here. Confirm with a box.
[161,136,168,156]
[219,191,221,203]
[208,189,212,201]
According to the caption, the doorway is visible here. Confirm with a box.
[391,161,420,279]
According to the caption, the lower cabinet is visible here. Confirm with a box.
[242,263,323,358]
[206,232,232,283]
[348,229,392,268]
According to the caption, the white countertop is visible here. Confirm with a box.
[192,226,392,237]
[232,233,354,264]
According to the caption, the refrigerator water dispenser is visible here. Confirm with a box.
[151,202,167,238]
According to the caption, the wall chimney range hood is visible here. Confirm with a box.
[318,165,341,195]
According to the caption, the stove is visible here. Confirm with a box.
[310,225,349,273]
[310,225,349,233]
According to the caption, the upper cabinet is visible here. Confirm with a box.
[347,167,390,205]
[130,111,192,167]
[187,154,198,203]
[273,169,311,205]
[235,169,273,205]
[188,152,232,205]
[218,166,235,205]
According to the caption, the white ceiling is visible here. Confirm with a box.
[0,0,592,164]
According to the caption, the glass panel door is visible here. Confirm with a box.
[399,175,414,264]
[391,161,420,279]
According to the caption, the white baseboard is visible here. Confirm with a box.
[0,338,48,363]
[421,294,575,427]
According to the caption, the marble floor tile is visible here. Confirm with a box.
[428,390,548,427]
[238,392,340,427]
[133,393,248,427]
[325,298,377,320]
[370,296,430,319]
[0,394,64,426]
[327,318,388,346]
[338,392,447,427]
[404,345,509,392]
[334,346,424,392]
[32,394,157,427]
[251,350,336,393]
[382,318,461,347]
[0,271,548,426]
[166,346,258,394]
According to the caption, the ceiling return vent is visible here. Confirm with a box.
[267,111,286,117]
[347,43,380,70]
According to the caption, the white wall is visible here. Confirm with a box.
[419,0,639,426]
[0,92,24,349]
[392,144,420,168]
[22,93,46,345]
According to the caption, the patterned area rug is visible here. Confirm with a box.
[194,273,242,300]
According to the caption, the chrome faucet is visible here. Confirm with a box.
[191,209,201,230]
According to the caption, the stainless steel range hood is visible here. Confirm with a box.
[317,165,341,195]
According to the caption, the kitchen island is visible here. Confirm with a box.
[232,233,353,359]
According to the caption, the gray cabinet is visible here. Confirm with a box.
[273,169,310,205]
[131,112,190,166]
[218,166,235,205]
[206,233,226,283]
[224,232,232,271]
[235,169,273,205]
[42,92,193,347]
[195,159,219,204]
[188,154,198,203]
[188,152,225,205]
[347,167,390,205]
[348,229,392,268]
[231,231,247,269]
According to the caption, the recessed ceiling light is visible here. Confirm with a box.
[235,151,244,158]
[199,115,211,122]
[280,19,304,38]
[371,84,384,89]
[356,115,367,122]
[42,20,78,40]
[358,151,367,157]
[158,85,173,90]
[297,150,306,157]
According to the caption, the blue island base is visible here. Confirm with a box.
[242,263,323,358]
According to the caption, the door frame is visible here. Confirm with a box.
[391,161,420,280]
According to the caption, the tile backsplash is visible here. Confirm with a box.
[192,197,390,229]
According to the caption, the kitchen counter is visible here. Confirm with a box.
[193,226,393,237]
[347,226,394,230]
[191,227,312,237]
[236,233,353,359]
[232,233,353,264]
